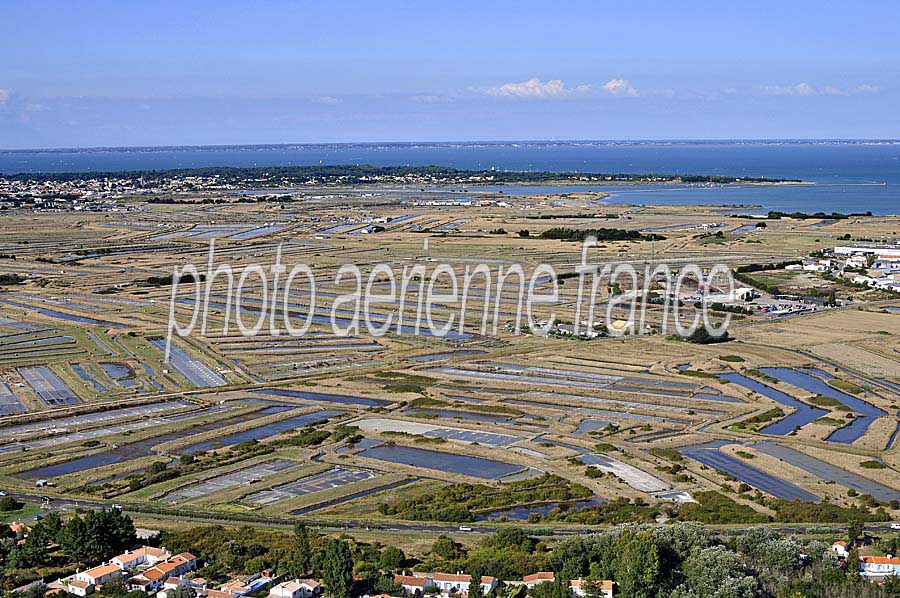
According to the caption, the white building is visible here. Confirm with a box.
[831,541,849,558]
[74,563,123,587]
[570,579,614,598]
[268,579,322,598]
[394,575,435,595]
[522,573,555,588]
[834,244,900,258]
[860,555,900,578]
[872,259,900,273]
[802,259,831,272]
[431,573,497,595]
[111,546,172,571]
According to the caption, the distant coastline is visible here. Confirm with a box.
[1,141,896,214]
[0,164,799,186]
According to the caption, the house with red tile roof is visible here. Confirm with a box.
[831,541,849,558]
[522,573,555,588]
[127,552,198,592]
[112,546,172,570]
[75,563,123,587]
[570,579,614,598]
[859,555,900,578]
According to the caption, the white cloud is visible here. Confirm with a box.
[758,82,880,97]
[760,82,817,96]
[854,84,880,94]
[315,96,340,105]
[600,78,638,97]
[0,89,9,105]
[486,78,568,99]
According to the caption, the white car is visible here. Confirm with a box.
[458,526,473,532]
[890,523,900,530]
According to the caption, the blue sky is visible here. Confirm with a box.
[1,0,898,148]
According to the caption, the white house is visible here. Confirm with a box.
[802,259,831,272]
[112,546,172,570]
[268,579,322,598]
[160,576,207,594]
[859,555,900,578]
[219,572,274,597]
[394,575,435,595]
[65,579,94,597]
[522,573,555,588]
[127,552,198,592]
[570,579,614,598]
[431,573,497,595]
[75,563,123,587]
[831,541,849,558]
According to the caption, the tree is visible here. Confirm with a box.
[59,513,90,563]
[41,511,62,536]
[0,496,22,511]
[322,539,354,598]
[64,509,136,564]
[293,523,312,577]
[379,546,405,571]
[469,571,484,598]
[674,546,757,598]
[612,530,660,598]
[489,528,534,553]
[431,535,463,560]
[848,518,864,548]
[19,581,46,598]
[372,575,403,596]
[528,578,569,598]
[97,576,129,598]
[14,516,57,567]
[848,547,861,580]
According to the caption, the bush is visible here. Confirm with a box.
[676,491,770,524]
[860,460,886,469]
[539,227,664,242]
[682,327,731,344]
[0,496,22,511]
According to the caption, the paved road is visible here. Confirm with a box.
[7,490,900,540]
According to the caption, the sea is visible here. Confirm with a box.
[1,140,899,214]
